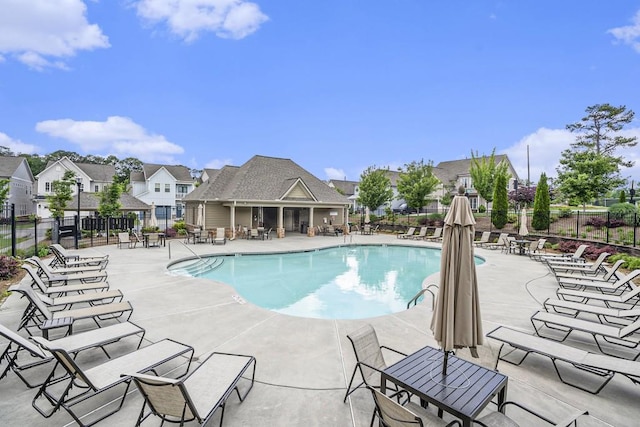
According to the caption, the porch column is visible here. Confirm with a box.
[230,203,236,239]
[308,207,315,237]
[277,206,285,238]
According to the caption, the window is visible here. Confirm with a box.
[45,182,50,192]
[165,184,170,193]
[94,185,99,192]
[155,183,160,192]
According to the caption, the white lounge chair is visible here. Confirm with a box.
[213,227,226,245]
[424,227,443,242]
[397,227,416,239]
[473,231,491,247]
[541,244,589,263]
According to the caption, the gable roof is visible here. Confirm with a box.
[75,163,115,182]
[184,155,348,204]
[328,179,358,196]
[0,156,33,180]
[142,164,193,182]
[434,154,515,184]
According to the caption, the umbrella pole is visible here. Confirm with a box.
[442,351,448,375]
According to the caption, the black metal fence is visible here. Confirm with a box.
[0,203,137,256]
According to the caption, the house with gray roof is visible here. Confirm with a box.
[0,156,35,216]
[130,163,196,224]
[35,157,116,219]
[183,155,350,238]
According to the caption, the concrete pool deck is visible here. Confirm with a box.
[0,232,633,426]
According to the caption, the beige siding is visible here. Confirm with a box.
[204,203,228,228]
[234,207,252,228]
[287,184,312,200]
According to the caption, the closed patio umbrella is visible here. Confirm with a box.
[364,207,370,224]
[519,208,529,237]
[430,188,483,374]
[149,202,158,228]
[196,204,204,228]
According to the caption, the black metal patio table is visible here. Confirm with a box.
[381,346,508,427]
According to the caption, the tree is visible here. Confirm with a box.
[555,150,622,209]
[491,173,508,229]
[98,183,123,218]
[357,167,393,212]
[469,149,510,210]
[0,179,10,206]
[47,170,76,219]
[46,150,83,163]
[567,103,637,168]
[114,157,143,185]
[532,173,550,230]
[396,160,439,212]
[21,154,48,176]
[619,189,627,203]
[508,186,536,208]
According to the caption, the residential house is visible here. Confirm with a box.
[433,155,519,211]
[183,155,350,238]
[34,157,115,219]
[0,156,35,216]
[327,179,359,212]
[130,163,196,223]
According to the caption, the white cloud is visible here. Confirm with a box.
[205,158,233,169]
[324,167,346,180]
[0,0,110,70]
[501,126,640,184]
[35,116,184,163]
[0,132,39,155]
[134,0,269,42]
[608,10,640,53]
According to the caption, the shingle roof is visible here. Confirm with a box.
[67,192,151,211]
[76,163,115,182]
[143,164,193,182]
[328,179,358,196]
[434,154,513,183]
[184,155,349,204]
[0,156,30,179]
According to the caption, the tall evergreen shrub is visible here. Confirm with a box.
[532,173,550,230]
[491,174,508,229]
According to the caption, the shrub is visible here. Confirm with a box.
[506,214,517,224]
[558,207,573,218]
[585,217,607,228]
[609,202,637,219]
[492,174,508,229]
[609,219,626,228]
[0,255,20,280]
[532,172,550,230]
[478,205,486,213]
[173,220,187,231]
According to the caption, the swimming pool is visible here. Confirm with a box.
[169,245,484,320]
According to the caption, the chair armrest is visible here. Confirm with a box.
[500,401,587,426]
[123,372,181,385]
[380,345,407,357]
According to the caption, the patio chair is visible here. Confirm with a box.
[540,244,589,263]
[362,224,372,235]
[25,257,108,285]
[31,337,194,427]
[0,321,145,388]
[48,244,109,268]
[213,227,227,245]
[368,387,461,427]
[554,259,624,283]
[249,228,260,239]
[343,324,406,402]
[548,252,610,276]
[473,231,491,248]
[501,236,517,254]
[12,285,133,336]
[147,232,161,247]
[118,232,134,249]
[22,265,110,296]
[412,227,429,240]
[128,351,256,426]
[556,268,640,294]
[530,310,640,359]
[397,227,416,239]
[264,227,273,239]
[488,325,640,394]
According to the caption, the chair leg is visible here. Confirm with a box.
[343,365,363,402]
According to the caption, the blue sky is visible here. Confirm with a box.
[1,1,640,185]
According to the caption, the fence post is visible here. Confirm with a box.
[576,210,580,238]
[33,214,38,257]
[10,204,16,257]
[606,211,610,244]
[634,212,637,248]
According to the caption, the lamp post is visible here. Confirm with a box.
[76,177,81,249]
[630,180,636,205]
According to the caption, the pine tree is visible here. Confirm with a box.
[532,173,550,230]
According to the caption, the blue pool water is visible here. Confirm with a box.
[170,245,483,320]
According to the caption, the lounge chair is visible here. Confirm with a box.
[525,238,547,259]
[128,351,256,426]
[31,337,194,427]
[412,227,428,240]
[540,244,589,263]
[10,283,123,311]
[424,227,443,242]
[22,265,110,296]
[0,321,145,388]
[48,244,109,268]
[12,285,133,336]
[473,231,491,247]
[556,268,640,294]
[117,232,134,249]
[213,227,227,245]
[543,297,640,326]
[343,324,406,402]
[554,259,624,283]
[368,387,461,427]
[530,310,640,359]
[25,257,108,285]
[482,233,509,250]
[488,325,640,394]
[501,236,517,254]
[557,282,640,310]
[26,256,105,274]
[397,227,416,239]
[548,252,610,276]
